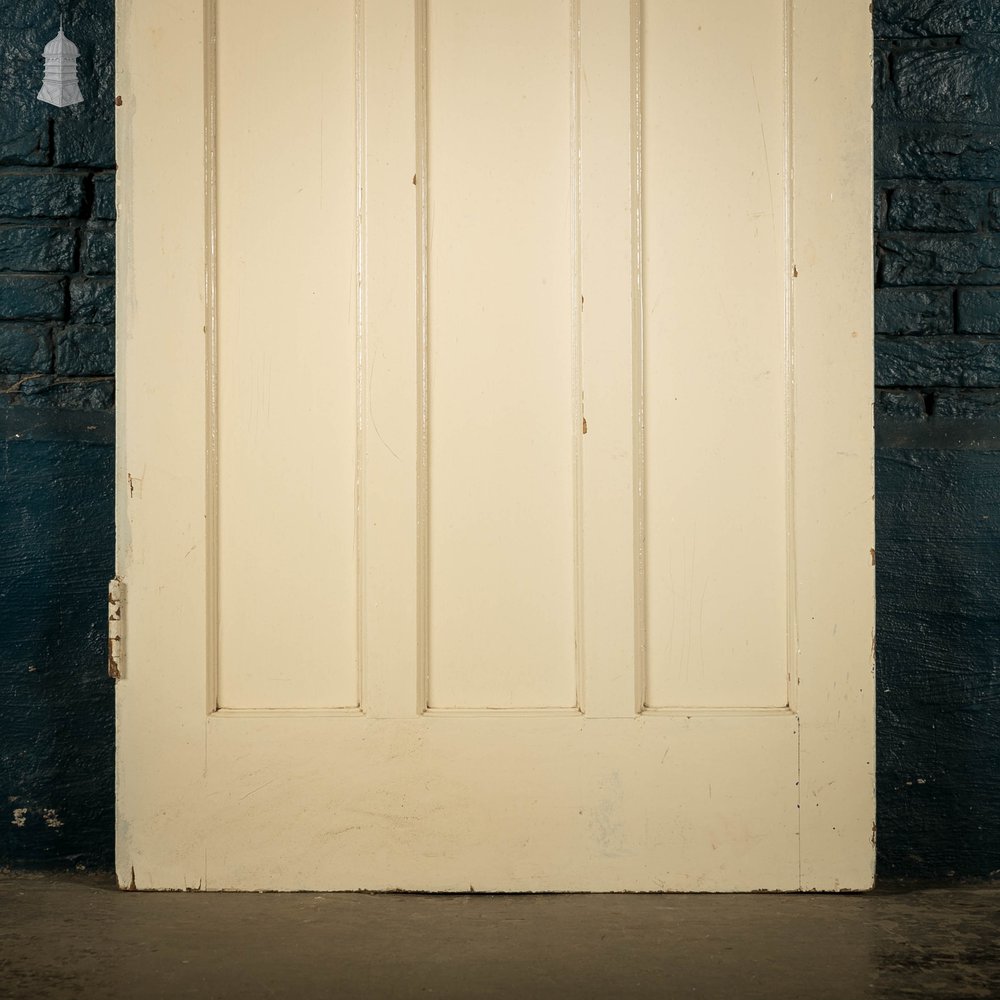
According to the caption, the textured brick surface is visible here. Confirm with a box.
[0,173,87,219]
[875,288,953,335]
[0,0,115,414]
[876,126,1000,182]
[68,277,113,324]
[875,1,1000,37]
[55,325,113,376]
[957,288,1000,333]
[0,0,115,873]
[889,40,1000,126]
[0,225,76,273]
[876,2,1000,880]
[877,336,1000,386]
[90,172,115,222]
[0,324,50,373]
[887,187,980,233]
[82,228,113,275]
[0,276,64,321]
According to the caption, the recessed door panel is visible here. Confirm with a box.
[426,1,578,710]
[215,0,360,709]
[643,0,789,709]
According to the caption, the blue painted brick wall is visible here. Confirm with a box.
[0,0,114,869]
[876,1,1000,878]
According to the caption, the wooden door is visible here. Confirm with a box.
[115,0,874,891]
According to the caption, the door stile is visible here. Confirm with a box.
[363,0,422,719]
[791,0,875,890]
[580,0,639,719]
[414,0,431,714]
[116,0,215,889]
[629,0,648,718]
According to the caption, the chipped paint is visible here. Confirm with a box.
[42,809,63,829]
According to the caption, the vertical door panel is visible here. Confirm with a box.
[425,1,578,709]
[642,0,789,709]
[215,0,360,708]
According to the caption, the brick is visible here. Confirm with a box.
[0,173,87,219]
[957,289,1000,333]
[876,336,1000,387]
[875,1,1000,38]
[29,378,114,410]
[55,121,116,172]
[876,389,927,421]
[877,126,1000,182]
[69,278,114,324]
[893,40,1000,126]
[887,187,981,233]
[82,229,114,275]
[0,375,115,411]
[880,236,1000,285]
[0,127,51,168]
[0,324,51,374]
[56,326,114,377]
[0,374,50,404]
[933,388,1000,419]
[91,173,116,221]
[989,190,1000,230]
[876,289,954,335]
[0,226,76,273]
[0,276,65,320]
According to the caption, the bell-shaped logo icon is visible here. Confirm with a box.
[37,25,84,108]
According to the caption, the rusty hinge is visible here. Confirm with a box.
[108,577,125,680]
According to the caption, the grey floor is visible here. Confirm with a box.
[1,874,998,999]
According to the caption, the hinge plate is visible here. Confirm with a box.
[108,577,125,680]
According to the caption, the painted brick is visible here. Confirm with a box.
[0,127,51,168]
[69,278,114,325]
[933,388,1000,419]
[0,0,116,874]
[0,173,86,220]
[0,15,114,171]
[82,229,114,276]
[877,126,1000,182]
[876,336,1000,387]
[91,173,116,221]
[880,236,1000,285]
[957,288,1000,333]
[0,438,114,870]
[0,375,115,410]
[56,326,114,377]
[876,447,1000,878]
[0,276,65,321]
[0,325,50,374]
[893,40,1000,126]
[875,0,1000,37]
[989,190,1000,230]
[876,389,927,421]
[876,288,953,335]
[0,226,76,273]
[887,187,980,233]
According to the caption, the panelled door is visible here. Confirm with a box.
[116,0,874,891]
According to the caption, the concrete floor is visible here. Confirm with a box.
[0,874,998,999]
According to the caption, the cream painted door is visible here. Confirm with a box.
[115,0,874,891]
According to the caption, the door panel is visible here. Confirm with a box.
[643,0,789,709]
[215,0,360,709]
[117,0,875,891]
[426,0,577,710]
